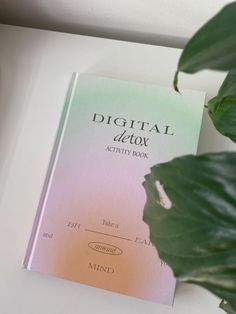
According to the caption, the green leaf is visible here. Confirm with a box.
[217,73,236,101]
[174,2,236,89]
[208,73,236,143]
[143,152,236,310]
[220,300,236,314]
[179,2,236,73]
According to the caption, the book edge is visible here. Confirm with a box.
[23,72,79,269]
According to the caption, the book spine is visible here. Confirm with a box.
[23,72,79,269]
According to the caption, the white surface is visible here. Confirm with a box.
[0,0,232,47]
[0,24,235,314]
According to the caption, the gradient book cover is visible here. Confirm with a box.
[24,73,205,305]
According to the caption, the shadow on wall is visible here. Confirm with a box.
[0,0,187,49]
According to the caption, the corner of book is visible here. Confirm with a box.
[22,245,31,270]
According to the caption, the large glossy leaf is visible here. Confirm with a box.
[174,2,236,91]
[208,73,236,143]
[143,152,236,311]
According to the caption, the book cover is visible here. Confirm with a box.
[24,73,205,305]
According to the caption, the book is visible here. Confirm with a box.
[24,73,205,305]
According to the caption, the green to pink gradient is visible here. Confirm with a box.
[24,73,205,305]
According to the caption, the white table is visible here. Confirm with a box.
[0,24,235,314]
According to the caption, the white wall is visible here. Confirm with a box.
[0,0,233,47]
